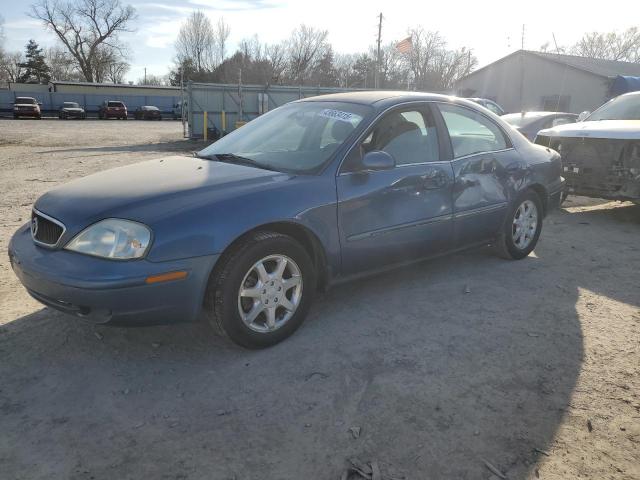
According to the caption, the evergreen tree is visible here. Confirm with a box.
[18,40,51,84]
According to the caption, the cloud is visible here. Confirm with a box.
[3,19,42,30]
[188,0,281,11]
[136,2,194,15]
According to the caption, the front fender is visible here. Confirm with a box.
[145,175,340,274]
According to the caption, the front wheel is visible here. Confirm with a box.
[493,190,543,260]
[206,231,316,349]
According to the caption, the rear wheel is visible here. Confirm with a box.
[494,190,543,260]
[206,231,316,349]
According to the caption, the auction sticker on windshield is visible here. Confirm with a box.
[318,109,362,122]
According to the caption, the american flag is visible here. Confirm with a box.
[396,36,412,54]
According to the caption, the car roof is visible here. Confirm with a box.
[297,90,458,109]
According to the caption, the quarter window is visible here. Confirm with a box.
[438,103,508,158]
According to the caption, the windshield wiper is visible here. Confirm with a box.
[202,153,279,172]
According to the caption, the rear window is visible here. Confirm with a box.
[108,101,125,107]
[15,97,36,104]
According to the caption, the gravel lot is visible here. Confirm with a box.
[0,119,638,480]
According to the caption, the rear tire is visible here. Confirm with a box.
[493,190,543,260]
[205,231,316,349]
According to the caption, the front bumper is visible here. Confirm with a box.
[14,110,40,117]
[8,224,219,325]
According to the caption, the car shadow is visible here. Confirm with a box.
[1,205,638,479]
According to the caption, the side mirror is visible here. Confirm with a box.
[577,111,590,122]
[362,151,395,171]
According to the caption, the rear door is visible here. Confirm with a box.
[336,103,455,275]
[435,102,523,248]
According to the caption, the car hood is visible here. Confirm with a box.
[538,120,640,139]
[35,155,292,229]
[63,108,84,112]
[15,103,38,107]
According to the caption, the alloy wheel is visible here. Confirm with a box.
[237,254,303,333]
[512,200,538,250]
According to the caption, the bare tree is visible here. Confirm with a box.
[0,51,26,83]
[30,0,135,82]
[46,45,81,80]
[215,17,230,65]
[334,53,357,87]
[404,28,446,89]
[137,73,166,86]
[264,42,287,84]
[287,24,329,85]
[571,27,640,63]
[175,10,217,72]
[104,56,129,83]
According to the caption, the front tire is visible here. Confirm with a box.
[494,190,543,260]
[206,231,316,349]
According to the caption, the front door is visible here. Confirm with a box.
[336,104,455,275]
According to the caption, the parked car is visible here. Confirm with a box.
[134,105,162,120]
[502,111,577,141]
[535,91,640,202]
[98,100,127,119]
[466,98,505,116]
[9,92,564,348]
[58,102,86,120]
[13,97,41,119]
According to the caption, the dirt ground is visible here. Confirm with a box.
[0,119,638,480]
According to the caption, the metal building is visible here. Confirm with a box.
[455,50,640,114]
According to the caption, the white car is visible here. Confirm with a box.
[535,91,640,202]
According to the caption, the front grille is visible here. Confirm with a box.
[32,211,65,246]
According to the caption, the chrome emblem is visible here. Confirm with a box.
[31,216,39,237]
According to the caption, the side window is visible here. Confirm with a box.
[485,102,503,116]
[438,103,508,158]
[363,108,439,166]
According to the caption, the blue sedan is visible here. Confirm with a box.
[9,92,565,348]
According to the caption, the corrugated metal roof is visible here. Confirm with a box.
[459,50,640,82]
[528,51,640,78]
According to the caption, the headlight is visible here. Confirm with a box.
[65,219,151,260]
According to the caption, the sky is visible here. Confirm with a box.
[0,0,636,83]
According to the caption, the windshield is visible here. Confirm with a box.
[64,102,79,108]
[587,93,640,121]
[108,101,124,107]
[198,101,371,174]
[16,97,36,104]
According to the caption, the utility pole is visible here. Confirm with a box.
[144,67,147,84]
[375,12,383,89]
[238,68,243,122]
[521,24,525,50]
